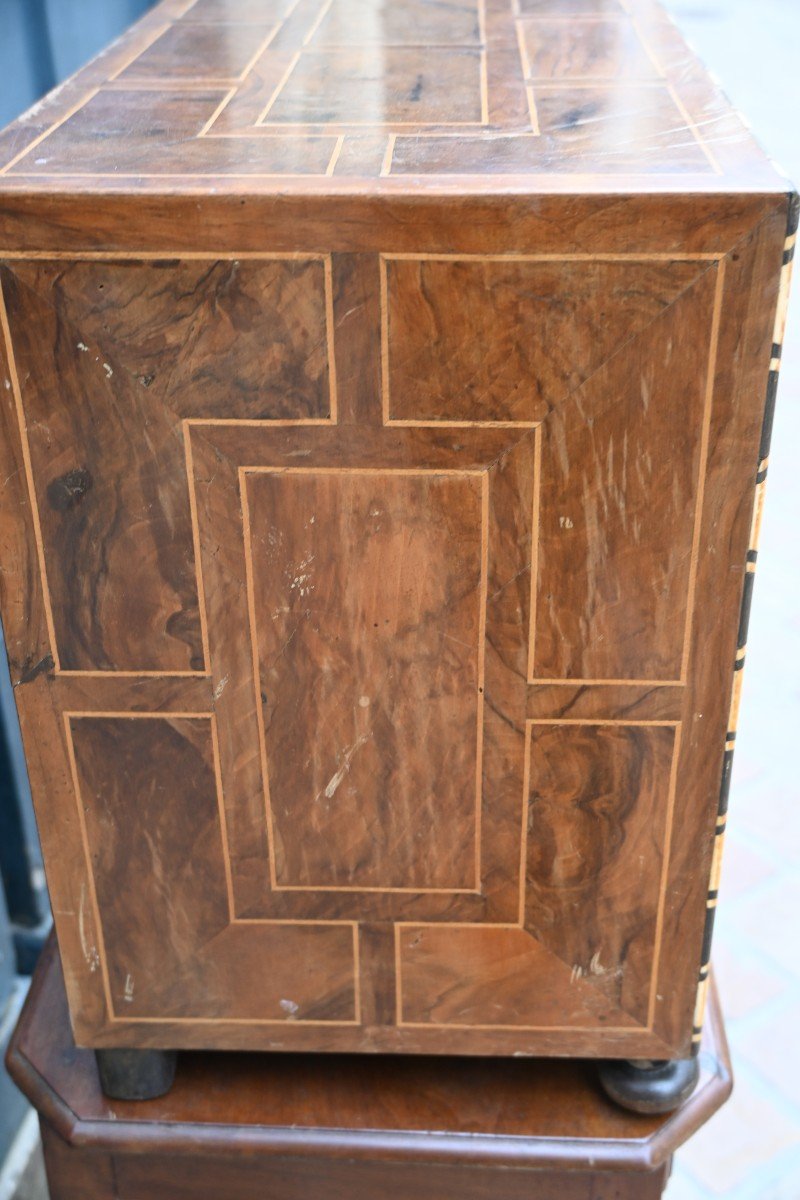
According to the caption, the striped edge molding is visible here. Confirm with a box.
[692,191,799,1050]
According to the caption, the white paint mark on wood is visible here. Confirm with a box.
[78,883,100,973]
[280,998,299,1016]
[123,974,134,1003]
[213,674,229,700]
[322,733,371,801]
[76,342,89,352]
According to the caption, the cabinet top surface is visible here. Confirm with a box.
[0,0,787,198]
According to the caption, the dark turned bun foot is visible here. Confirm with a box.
[598,1057,700,1115]
[95,1048,177,1101]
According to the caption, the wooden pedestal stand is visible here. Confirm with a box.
[7,938,732,1200]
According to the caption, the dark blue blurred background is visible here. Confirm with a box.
[0,0,156,128]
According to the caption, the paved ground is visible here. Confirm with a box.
[660,2,800,1197]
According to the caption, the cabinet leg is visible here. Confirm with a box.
[598,1057,700,1115]
[94,1048,177,1101]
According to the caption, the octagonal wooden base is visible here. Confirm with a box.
[6,938,732,1200]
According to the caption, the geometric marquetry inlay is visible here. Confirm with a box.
[0,0,733,185]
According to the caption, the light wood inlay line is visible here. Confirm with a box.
[210,712,236,924]
[326,134,345,177]
[106,23,172,82]
[646,721,682,1028]
[303,0,335,48]
[384,253,723,262]
[380,134,397,178]
[0,251,332,261]
[323,254,339,421]
[527,718,680,726]
[665,81,723,176]
[111,1014,362,1026]
[526,427,542,684]
[183,421,211,675]
[518,709,534,927]
[239,467,280,895]
[352,923,362,1026]
[529,678,686,688]
[197,87,237,138]
[397,1021,644,1032]
[680,258,726,682]
[58,670,208,678]
[0,86,97,176]
[62,714,116,1024]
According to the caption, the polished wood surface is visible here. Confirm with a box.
[0,0,785,192]
[0,0,793,1060]
[6,938,733,1200]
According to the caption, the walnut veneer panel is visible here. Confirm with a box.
[247,470,483,891]
[0,0,793,1061]
[69,715,357,1022]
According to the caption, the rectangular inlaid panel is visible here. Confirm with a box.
[259,48,485,128]
[0,256,332,672]
[532,265,718,683]
[245,469,484,891]
[69,715,358,1022]
[398,722,675,1029]
[397,924,639,1028]
[383,256,708,423]
[518,18,660,81]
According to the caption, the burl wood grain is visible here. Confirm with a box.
[0,257,330,671]
[384,258,706,423]
[0,0,791,1060]
[525,723,676,1023]
[69,715,357,1022]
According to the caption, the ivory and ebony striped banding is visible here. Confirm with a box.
[693,191,799,1049]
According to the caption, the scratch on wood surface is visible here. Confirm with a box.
[322,733,371,801]
[15,653,53,686]
[78,883,100,973]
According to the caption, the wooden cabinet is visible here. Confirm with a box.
[0,0,793,1068]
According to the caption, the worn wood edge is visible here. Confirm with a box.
[6,938,732,1172]
[0,191,788,257]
